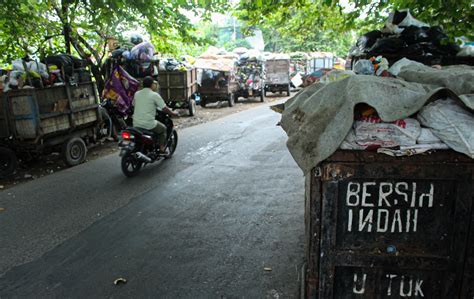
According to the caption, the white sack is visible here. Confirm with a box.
[417,128,442,144]
[354,118,421,148]
[417,99,474,158]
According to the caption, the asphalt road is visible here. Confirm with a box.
[0,99,305,298]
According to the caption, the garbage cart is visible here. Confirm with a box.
[0,82,101,177]
[198,70,239,108]
[304,150,474,298]
[235,60,265,103]
[264,59,290,96]
[158,68,198,116]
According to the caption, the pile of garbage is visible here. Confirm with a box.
[158,57,193,72]
[194,47,238,88]
[1,54,89,92]
[350,9,462,58]
[108,34,159,78]
[280,58,474,174]
[234,48,265,91]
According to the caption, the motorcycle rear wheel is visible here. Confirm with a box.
[165,130,178,159]
[121,153,143,177]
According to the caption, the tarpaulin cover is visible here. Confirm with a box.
[281,65,474,173]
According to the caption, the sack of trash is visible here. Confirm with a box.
[417,99,474,158]
[279,57,474,174]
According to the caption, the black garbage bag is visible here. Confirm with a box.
[368,37,408,54]
[427,26,460,56]
[400,43,425,56]
[401,25,430,44]
[391,10,408,25]
[111,48,126,59]
[356,30,383,52]
[45,54,86,76]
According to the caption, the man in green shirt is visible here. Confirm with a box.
[133,76,178,153]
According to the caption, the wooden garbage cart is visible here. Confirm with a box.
[304,150,474,298]
[0,82,101,177]
[198,71,239,108]
[158,68,198,116]
[265,59,291,96]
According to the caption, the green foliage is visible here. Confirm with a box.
[222,38,251,52]
[236,0,357,57]
[0,0,228,91]
[236,0,474,57]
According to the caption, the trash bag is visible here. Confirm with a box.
[130,42,155,60]
[356,30,382,52]
[427,26,460,56]
[401,25,430,44]
[457,46,474,57]
[45,54,85,76]
[387,9,429,28]
[418,99,474,158]
[369,37,408,54]
[112,48,126,59]
[353,59,375,75]
[130,33,143,45]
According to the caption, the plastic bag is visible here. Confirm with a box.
[356,30,382,53]
[369,37,408,54]
[353,117,421,148]
[457,46,474,57]
[130,42,155,60]
[353,59,374,75]
[388,58,425,76]
[417,99,474,158]
[387,9,429,28]
[401,25,430,44]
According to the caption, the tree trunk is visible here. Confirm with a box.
[62,3,71,54]
[69,35,106,94]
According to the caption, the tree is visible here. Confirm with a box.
[235,1,358,56]
[235,0,474,56]
[0,0,228,92]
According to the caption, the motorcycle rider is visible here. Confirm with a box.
[132,76,178,154]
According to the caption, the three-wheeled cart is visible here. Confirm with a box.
[158,68,198,116]
[235,60,265,103]
[0,82,101,177]
[264,59,291,96]
[198,70,239,108]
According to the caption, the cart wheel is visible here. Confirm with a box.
[0,147,17,178]
[228,93,235,107]
[200,98,207,108]
[63,137,87,166]
[287,85,291,96]
[188,99,196,116]
[260,89,265,102]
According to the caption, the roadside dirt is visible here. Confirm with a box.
[0,94,290,190]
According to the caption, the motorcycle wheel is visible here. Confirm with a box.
[121,153,142,177]
[165,130,178,159]
[0,147,17,178]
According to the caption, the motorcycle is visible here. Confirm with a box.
[118,110,178,177]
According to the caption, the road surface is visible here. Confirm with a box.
[0,99,305,298]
